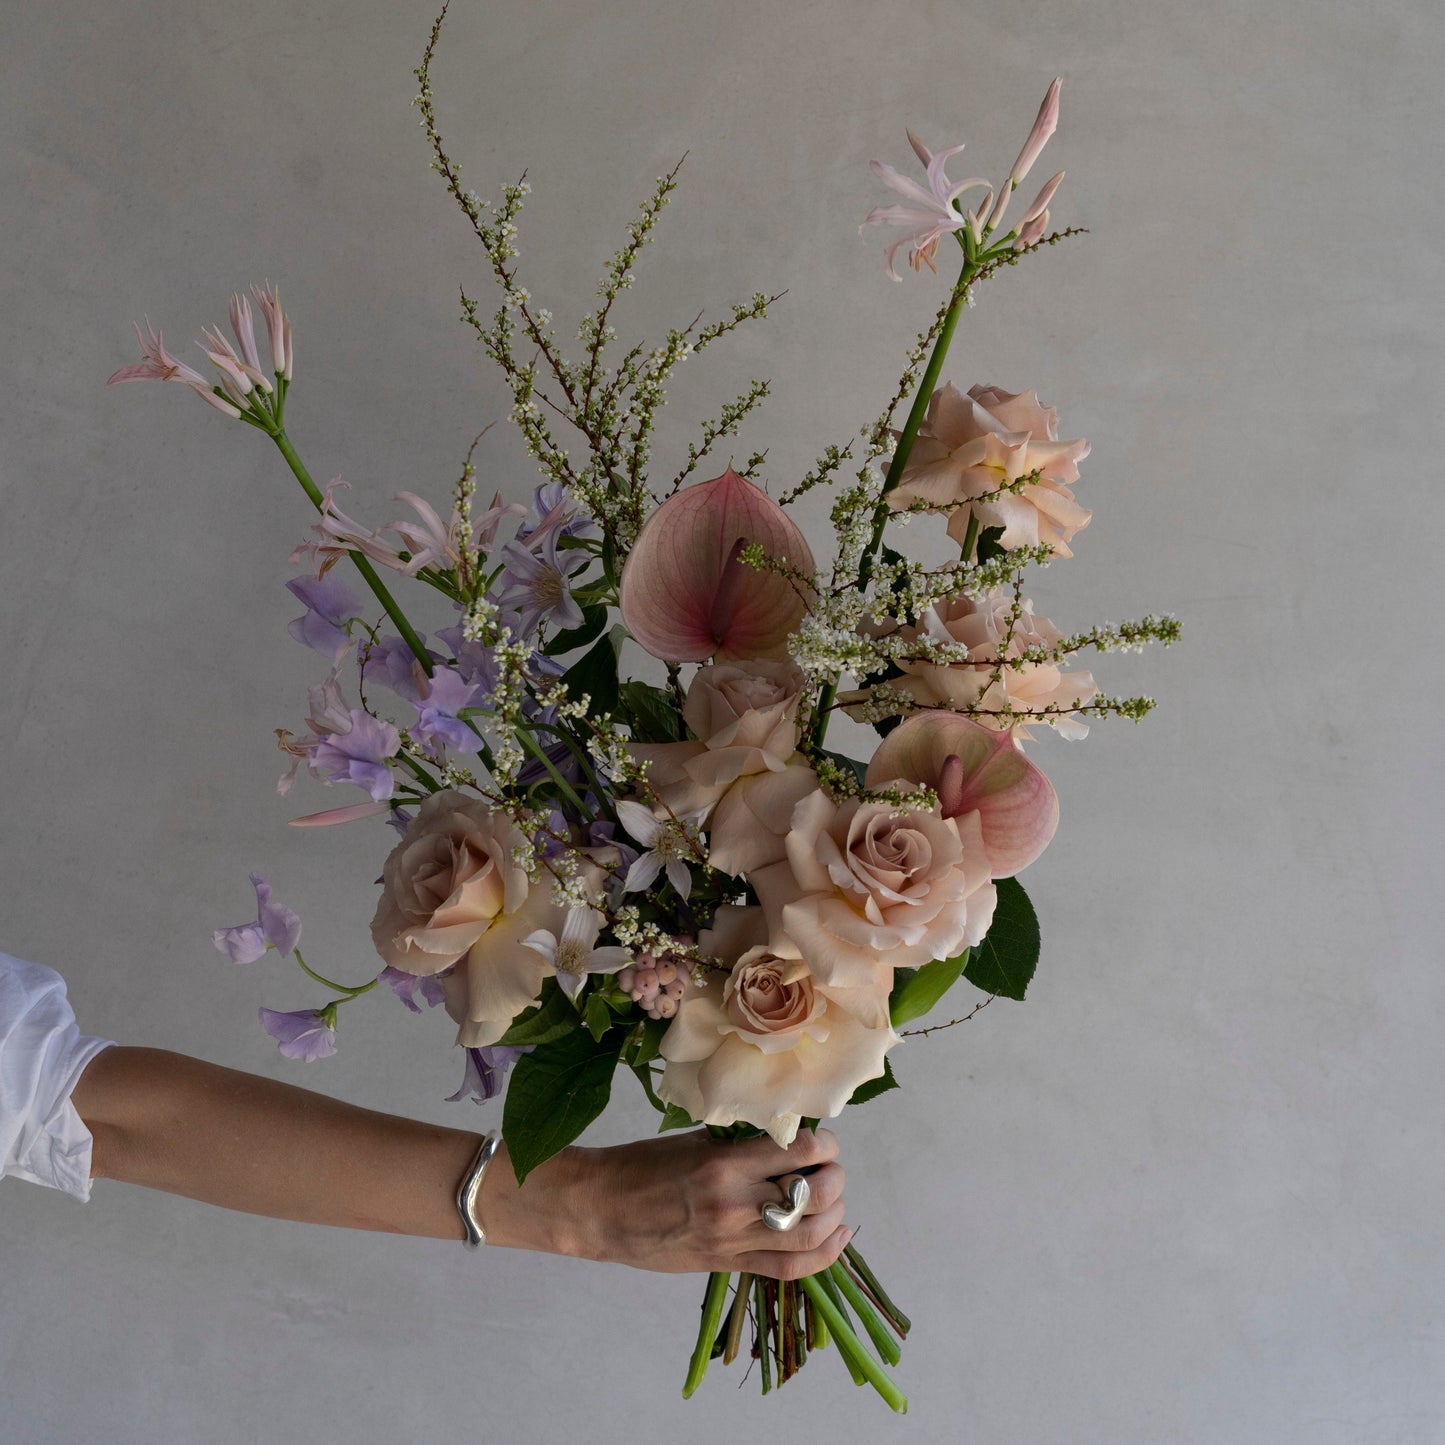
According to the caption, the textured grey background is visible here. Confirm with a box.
[3,1,1441,1441]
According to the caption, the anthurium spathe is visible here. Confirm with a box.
[618,466,814,663]
[865,711,1059,877]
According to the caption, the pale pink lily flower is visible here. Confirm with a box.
[1008,78,1062,186]
[229,292,266,377]
[200,326,271,400]
[1014,210,1050,250]
[865,711,1058,876]
[250,282,293,379]
[619,465,815,663]
[1018,171,1064,228]
[106,319,243,420]
[860,131,992,281]
[291,479,410,576]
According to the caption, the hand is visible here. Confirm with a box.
[481,1128,850,1278]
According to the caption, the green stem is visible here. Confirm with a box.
[799,1275,908,1413]
[814,1267,867,1386]
[517,728,591,817]
[269,429,433,677]
[809,253,978,753]
[754,1275,773,1395]
[844,1242,912,1336]
[958,511,981,566]
[722,1273,752,1365]
[828,1261,902,1365]
[292,948,377,997]
[683,1272,731,1399]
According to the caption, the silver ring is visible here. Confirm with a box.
[760,1174,811,1232]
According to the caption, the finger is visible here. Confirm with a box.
[737,1223,853,1281]
[744,1160,845,1217]
[726,1127,840,1180]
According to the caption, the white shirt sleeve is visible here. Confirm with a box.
[0,952,116,1202]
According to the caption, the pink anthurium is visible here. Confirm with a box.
[866,711,1058,876]
[619,466,814,663]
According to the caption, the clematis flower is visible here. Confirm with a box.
[491,529,589,639]
[619,466,815,663]
[521,907,630,1001]
[286,573,363,658]
[866,712,1058,876]
[860,132,992,281]
[259,1006,336,1062]
[446,1043,531,1102]
[212,872,303,964]
[615,801,705,899]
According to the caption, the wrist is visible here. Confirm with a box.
[477,1142,599,1259]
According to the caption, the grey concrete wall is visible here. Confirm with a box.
[2,1,1441,1441]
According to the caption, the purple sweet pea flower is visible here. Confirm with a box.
[445,1044,531,1103]
[286,574,363,658]
[411,666,483,755]
[259,1006,338,1062]
[361,633,433,703]
[524,482,598,543]
[310,709,401,801]
[380,965,447,1014]
[436,623,501,697]
[212,873,302,964]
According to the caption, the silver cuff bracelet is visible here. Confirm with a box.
[456,1132,501,1249]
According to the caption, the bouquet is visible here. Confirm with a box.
[108,7,1177,1412]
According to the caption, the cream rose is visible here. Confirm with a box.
[887,382,1090,558]
[751,788,995,987]
[657,906,897,1146]
[370,789,563,1047]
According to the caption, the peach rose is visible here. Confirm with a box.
[751,788,995,987]
[630,661,815,876]
[657,906,897,1145]
[888,382,1090,557]
[844,589,1097,740]
[370,790,564,1047]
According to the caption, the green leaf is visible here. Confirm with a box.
[494,979,577,1047]
[561,626,624,715]
[846,1056,899,1107]
[625,1014,670,1067]
[620,680,683,744]
[820,749,869,790]
[503,1029,622,1184]
[659,1101,699,1133]
[975,525,1007,564]
[584,990,614,1042]
[544,603,608,657]
[963,876,1040,1001]
[889,951,968,1026]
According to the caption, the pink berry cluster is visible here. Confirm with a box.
[616,953,687,1019]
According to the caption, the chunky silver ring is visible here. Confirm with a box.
[761,1174,811,1232]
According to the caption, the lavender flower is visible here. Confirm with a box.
[309,709,401,801]
[212,873,302,964]
[259,1006,337,1062]
[436,623,501,698]
[362,633,433,703]
[285,574,363,659]
[491,529,589,638]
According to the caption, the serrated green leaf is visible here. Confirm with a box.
[963,876,1040,1000]
[561,626,623,715]
[620,680,683,744]
[889,951,968,1026]
[846,1056,899,1106]
[502,1030,622,1184]
[544,603,608,657]
[659,1101,699,1133]
[584,991,614,1042]
[494,979,577,1047]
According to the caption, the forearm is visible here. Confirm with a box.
[69,1046,585,1248]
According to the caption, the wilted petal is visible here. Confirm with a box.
[619,466,814,663]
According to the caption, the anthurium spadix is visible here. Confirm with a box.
[866,710,1059,877]
[619,466,815,663]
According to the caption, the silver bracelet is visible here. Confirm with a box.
[456,1132,501,1250]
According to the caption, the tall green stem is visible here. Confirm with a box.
[809,253,978,752]
[270,429,433,677]
[683,1271,731,1399]
[798,1275,908,1413]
